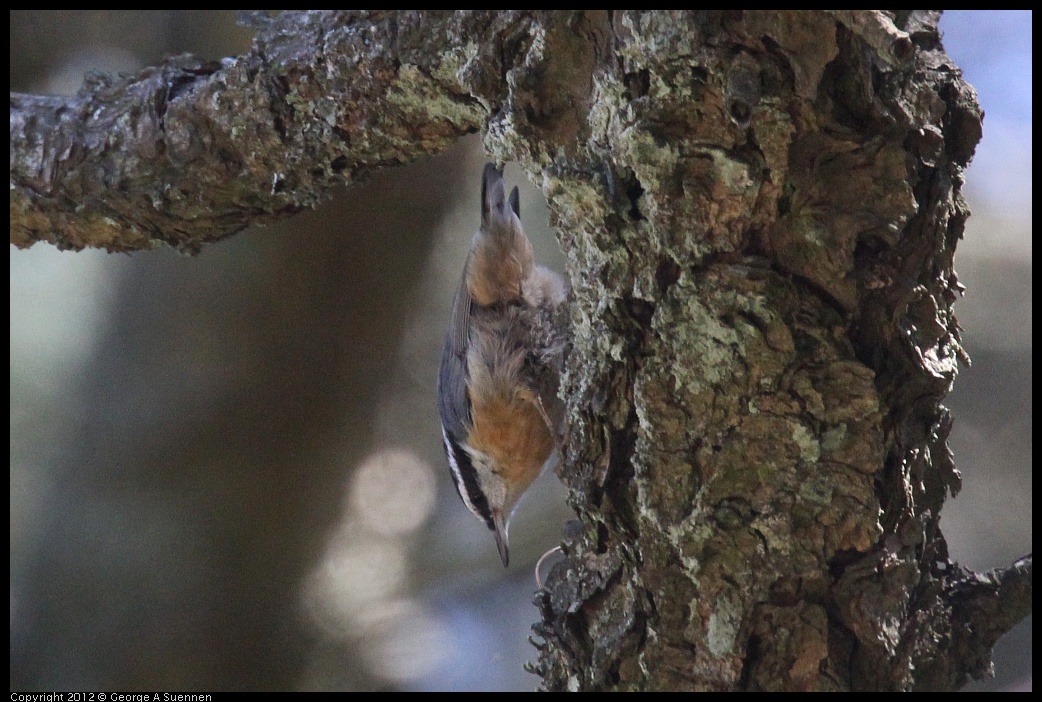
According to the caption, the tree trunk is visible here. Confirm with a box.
[507,11,1028,691]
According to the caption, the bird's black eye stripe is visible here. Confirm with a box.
[445,431,495,531]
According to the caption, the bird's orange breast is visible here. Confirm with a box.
[468,392,556,490]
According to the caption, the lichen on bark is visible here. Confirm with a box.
[484,11,1026,691]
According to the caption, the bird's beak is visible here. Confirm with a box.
[492,510,510,567]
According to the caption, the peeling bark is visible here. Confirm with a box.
[503,10,1024,692]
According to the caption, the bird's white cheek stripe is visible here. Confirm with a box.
[443,425,481,520]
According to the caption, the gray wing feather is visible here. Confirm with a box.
[437,268,473,438]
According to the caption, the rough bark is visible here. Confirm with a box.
[494,10,1027,691]
[11,11,492,251]
[9,10,1030,691]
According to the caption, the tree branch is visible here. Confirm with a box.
[945,555,1033,685]
[10,10,500,252]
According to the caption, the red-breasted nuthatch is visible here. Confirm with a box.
[437,162,568,567]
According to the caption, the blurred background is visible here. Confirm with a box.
[9,10,1031,692]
